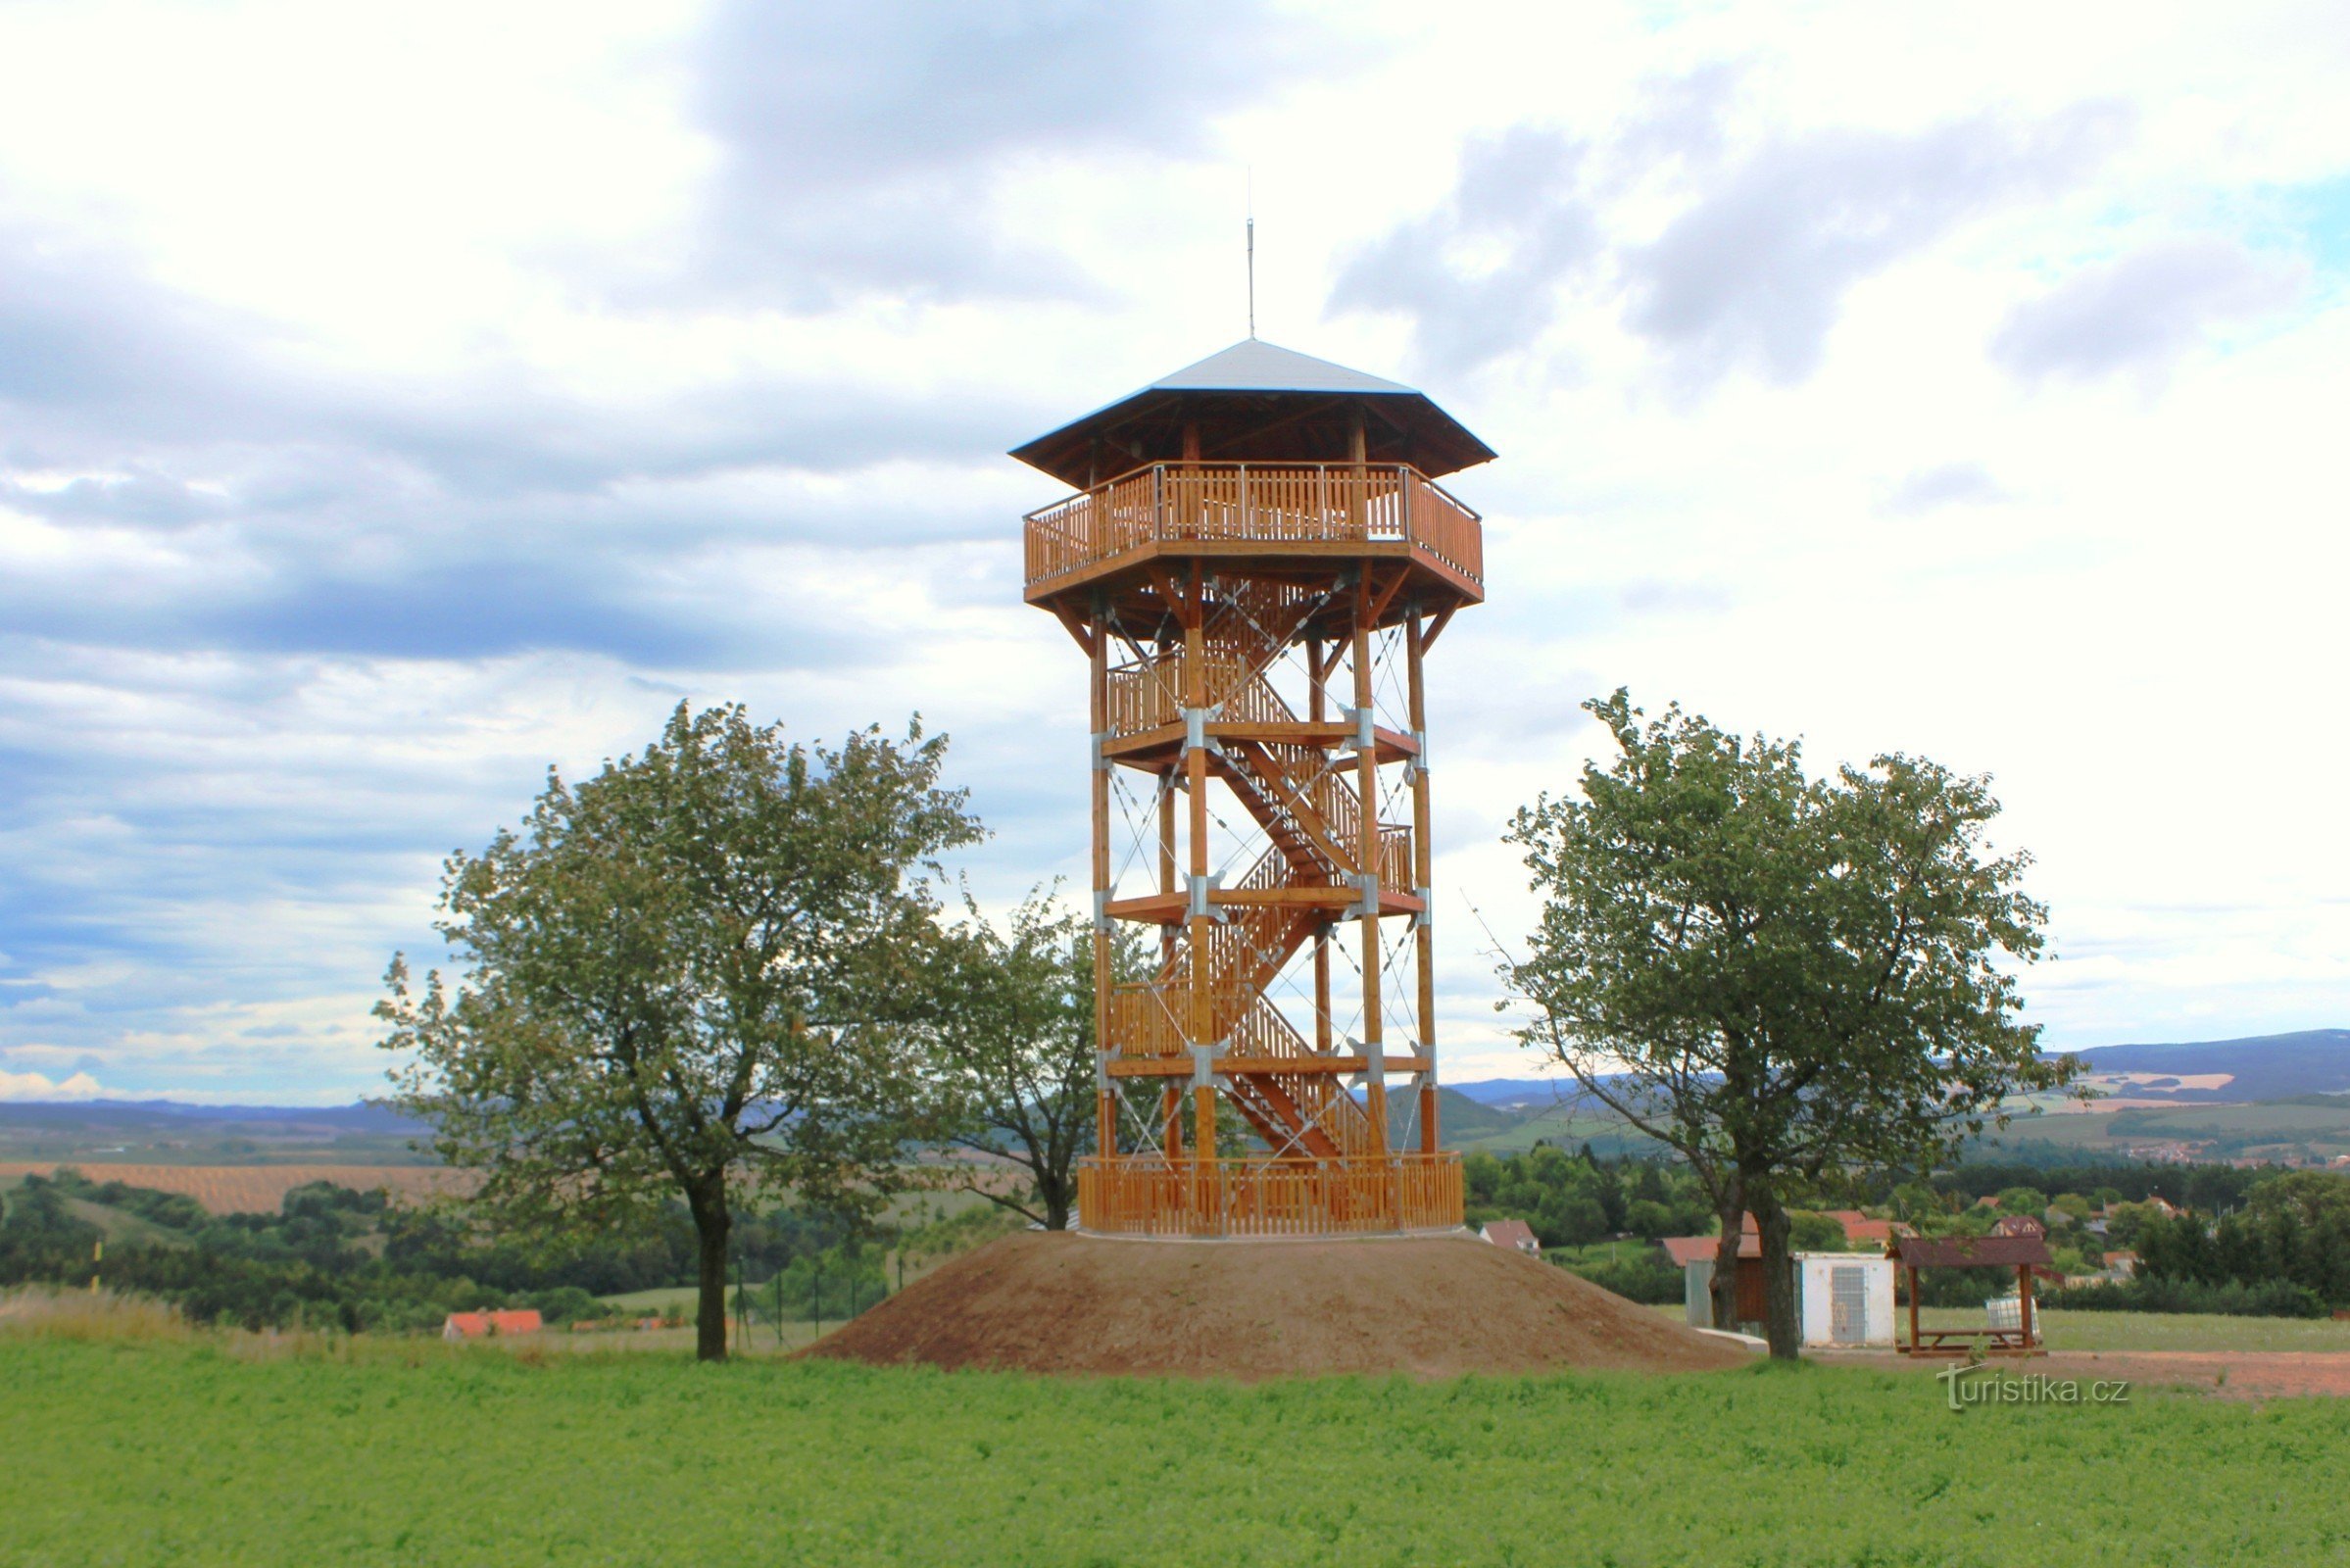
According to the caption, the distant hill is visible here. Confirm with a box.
[1431,1087,1530,1140]
[0,1100,419,1132]
[0,1099,431,1165]
[1446,1078,1585,1109]
[2067,1029,2350,1102]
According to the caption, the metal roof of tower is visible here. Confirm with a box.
[1150,338,1415,395]
[1009,337,1495,489]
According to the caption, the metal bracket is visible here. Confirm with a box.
[1187,871,1227,922]
[1410,727,1429,778]
[1190,1044,1217,1088]
[1413,888,1433,929]
[1095,1049,1115,1091]
[1090,730,1111,771]
[1181,706,1228,760]
[1092,887,1113,932]
[1352,871,1379,919]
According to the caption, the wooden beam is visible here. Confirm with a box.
[1052,603,1098,657]
[1365,566,1411,628]
[1408,609,1438,1156]
[1104,1053,1434,1079]
[1090,613,1114,1172]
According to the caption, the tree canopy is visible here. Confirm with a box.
[377,703,980,1359]
[1502,689,2075,1355]
[930,886,1097,1230]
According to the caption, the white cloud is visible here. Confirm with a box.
[1991,237,2306,384]
[0,0,2345,1098]
[0,1069,104,1102]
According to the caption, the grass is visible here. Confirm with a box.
[1642,1302,2350,1354]
[1941,1308,2350,1355]
[4,1309,2348,1566]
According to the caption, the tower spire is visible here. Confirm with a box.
[1246,169,1255,339]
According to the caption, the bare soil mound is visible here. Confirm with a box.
[803,1230,1748,1379]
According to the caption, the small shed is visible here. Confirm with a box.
[1479,1219,1542,1255]
[1664,1224,1769,1329]
[1792,1252,1895,1347]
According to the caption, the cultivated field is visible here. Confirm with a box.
[1,1334,2344,1567]
[0,1163,471,1214]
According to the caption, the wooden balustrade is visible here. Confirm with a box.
[1077,1152,1464,1237]
[1025,463,1482,591]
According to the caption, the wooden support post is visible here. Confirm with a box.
[2019,1262,2034,1351]
[1352,583,1388,1173]
[1907,1264,1921,1354]
[1090,614,1114,1175]
[1406,609,1438,1155]
[1157,764,1177,967]
[1182,568,1213,1228]
[1307,632,1333,1056]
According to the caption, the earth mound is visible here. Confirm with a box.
[802,1230,1748,1379]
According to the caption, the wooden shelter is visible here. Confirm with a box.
[1014,338,1492,1237]
[1888,1234,2057,1357]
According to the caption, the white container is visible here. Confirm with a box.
[1793,1252,1895,1347]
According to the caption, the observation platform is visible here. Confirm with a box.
[1022,461,1484,627]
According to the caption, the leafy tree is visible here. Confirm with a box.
[1787,1212,1847,1251]
[1502,690,2076,1356]
[1995,1186,2049,1216]
[930,887,1100,1230]
[2103,1200,2163,1250]
[376,703,980,1360]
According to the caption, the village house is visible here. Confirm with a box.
[442,1309,543,1342]
[1824,1209,1908,1248]
[1479,1219,1542,1256]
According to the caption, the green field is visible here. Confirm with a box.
[1635,1304,2350,1355]
[1939,1308,2350,1355]
[4,1338,2346,1566]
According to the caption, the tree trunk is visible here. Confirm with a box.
[1708,1175,1744,1334]
[686,1179,732,1363]
[1750,1187,1800,1361]
[1044,1171,1073,1232]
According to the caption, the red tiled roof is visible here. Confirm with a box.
[443,1309,544,1339]
[1660,1227,1760,1267]
[1480,1220,1540,1250]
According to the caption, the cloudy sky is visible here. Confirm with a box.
[2,1,2345,1103]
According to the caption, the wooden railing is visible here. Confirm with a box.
[1078,1152,1465,1237]
[1025,463,1483,589]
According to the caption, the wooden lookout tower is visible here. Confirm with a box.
[1013,338,1493,1237]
